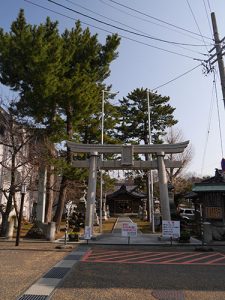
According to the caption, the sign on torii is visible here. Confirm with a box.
[67,141,189,235]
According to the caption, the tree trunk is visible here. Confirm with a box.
[45,165,55,223]
[53,175,67,232]
[1,193,14,236]
[1,212,9,237]
[1,154,16,236]
[53,103,73,232]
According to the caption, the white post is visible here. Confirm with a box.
[85,151,98,236]
[147,90,155,232]
[99,90,105,233]
[157,152,171,221]
[100,90,118,233]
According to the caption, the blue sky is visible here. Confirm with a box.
[1,0,225,177]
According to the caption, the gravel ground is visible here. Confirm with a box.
[0,240,77,300]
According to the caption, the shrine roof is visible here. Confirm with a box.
[107,185,146,200]
[192,169,225,192]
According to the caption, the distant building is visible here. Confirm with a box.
[0,107,38,223]
[106,184,146,216]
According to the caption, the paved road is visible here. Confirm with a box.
[50,244,225,300]
[83,247,225,265]
[2,216,225,300]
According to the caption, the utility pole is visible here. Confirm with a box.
[100,90,119,233]
[147,90,155,233]
[208,12,225,107]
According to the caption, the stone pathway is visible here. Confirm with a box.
[17,246,90,300]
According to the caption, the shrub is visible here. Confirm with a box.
[179,230,190,242]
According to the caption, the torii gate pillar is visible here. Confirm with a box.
[157,152,171,221]
[68,141,189,229]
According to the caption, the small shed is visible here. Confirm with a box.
[192,169,225,240]
[106,185,146,216]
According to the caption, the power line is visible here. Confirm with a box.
[47,0,211,47]
[202,0,213,37]
[99,0,207,43]
[207,0,212,13]
[118,36,203,60]
[64,0,210,55]
[201,78,215,175]
[24,0,204,61]
[214,71,224,157]
[152,64,202,91]
[107,0,213,41]
[186,0,209,52]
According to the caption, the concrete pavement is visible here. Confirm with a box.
[83,216,202,246]
[14,217,204,299]
[2,217,225,299]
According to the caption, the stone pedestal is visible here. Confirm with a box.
[6,218,15,240]
[46,222,56,241]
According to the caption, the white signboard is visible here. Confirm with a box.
[162,220,180,238]
[121,222,137,237]
[84,226,91,240]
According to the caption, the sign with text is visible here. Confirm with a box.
[121,222,137,237]
[162,220,180,238]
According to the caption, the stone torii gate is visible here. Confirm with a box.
[67,141,189,235]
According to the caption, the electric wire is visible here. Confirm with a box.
[117,35,203,61]
[186,0,209,52]
[207,0,212,13]
[201,78,215,175]
[63,0,208,56]
[107,0,213,41]
[47,0,211,47]
[25,0,204,61]
[214,71,224,157]
[99,0,207,43]
[152,64,202,91]
[202,0,213,37]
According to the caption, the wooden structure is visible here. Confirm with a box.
[192,169,225,222]
[106,185,146,215]
[192,169,225,240]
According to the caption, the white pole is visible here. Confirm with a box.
[99,90,118,233]
[147,90,155,233]
[99,90,104,233]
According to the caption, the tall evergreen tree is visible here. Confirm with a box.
[116,88,178,221]
[0,10,120,230]
[116,88,177,145]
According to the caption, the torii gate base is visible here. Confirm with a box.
[68,141,189,236]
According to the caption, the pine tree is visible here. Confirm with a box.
[116,88,177,144]
[0,10,120,230]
